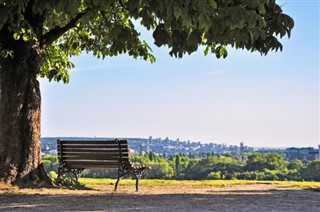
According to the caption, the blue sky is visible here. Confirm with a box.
[40,1,319,148]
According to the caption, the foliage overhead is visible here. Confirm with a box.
[0,0,294,83]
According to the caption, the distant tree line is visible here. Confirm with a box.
[43,152,320,181]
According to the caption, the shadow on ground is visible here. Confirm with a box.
[1,188,319,211]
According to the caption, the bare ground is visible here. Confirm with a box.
[1,184,320,211]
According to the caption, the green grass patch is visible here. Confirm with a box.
[275,181,320,190]
[2,179,320,194]
[78,178,320,190]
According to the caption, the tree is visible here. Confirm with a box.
[213,157,243,179]
[148,151,156,161]
[264,153,287,171]
[245,153,267,171]
[174,154,182,178]
[42,154,59,173]
[0,0,294,186]
[301,161,320,181]
[287,159,304,171]
[185,156,218,179]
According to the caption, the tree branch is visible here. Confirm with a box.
[119,0,132,12]
[23,0,42,37]
[118,0,139,15]
[41,8,91,48]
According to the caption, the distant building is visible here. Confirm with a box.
[240,142,244,162]
[286,147,319,161]
[319,144,320,160]
[139,144,144,156]
[146,141,150,154]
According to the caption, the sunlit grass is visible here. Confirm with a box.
[79,178,320,190]
[1,179,320,194]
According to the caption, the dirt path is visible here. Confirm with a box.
[1,184,320,211]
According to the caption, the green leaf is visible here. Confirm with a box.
[198,14,208,31]
[204,46,209,56]
[13,33,20,40]
[248,14,257,28]
[182,16,192,28]
[22,34,30,41]
[153,24,170,47]
[258,4,266,15]
[173,4,182,19]
[187,30,202,46]
[0,49,14,59]
[231,10,241,22]
[208,0,218,9]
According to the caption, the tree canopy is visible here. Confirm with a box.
[0,0,294,83]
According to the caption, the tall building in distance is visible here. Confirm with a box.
[240,142,244,162]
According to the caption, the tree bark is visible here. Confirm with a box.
[0,41,52,187]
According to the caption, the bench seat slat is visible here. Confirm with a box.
[58,152,128,156]
[60,155,128,160]
[58,151,128,153]
[58,144,128,147]
[57,140,128,145]
[65,161,120,166]
[64,159,119,162]
[58,145,127,149]
[57,149,129,155]
[62,155,129,160]
[58,149,128,154]
[58,147,127,151]
[68,165,120,169]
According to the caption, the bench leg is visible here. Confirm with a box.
[75,169,84,181]
[135,176,139,192]
[115,177,121,191]
[56,166,64,183]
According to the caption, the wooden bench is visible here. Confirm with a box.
[57,139,149,191]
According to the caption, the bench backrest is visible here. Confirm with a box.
[57,139,129,169]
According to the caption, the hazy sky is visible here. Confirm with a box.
[40,1,319,148]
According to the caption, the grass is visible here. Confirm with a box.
[1,179,320,195]
[79,178,273,187]
[79,178,320,190]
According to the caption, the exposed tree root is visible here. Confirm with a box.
[12,164,55,188]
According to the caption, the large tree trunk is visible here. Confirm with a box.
[0,41,51,187]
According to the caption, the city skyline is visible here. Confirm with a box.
[39,1,319,148]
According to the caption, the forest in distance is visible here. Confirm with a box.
[44,152,320,182]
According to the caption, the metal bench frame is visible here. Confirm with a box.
[57,139,149,191]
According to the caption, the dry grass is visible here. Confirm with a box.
[1,179,320,195]
[1,179,320,211]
